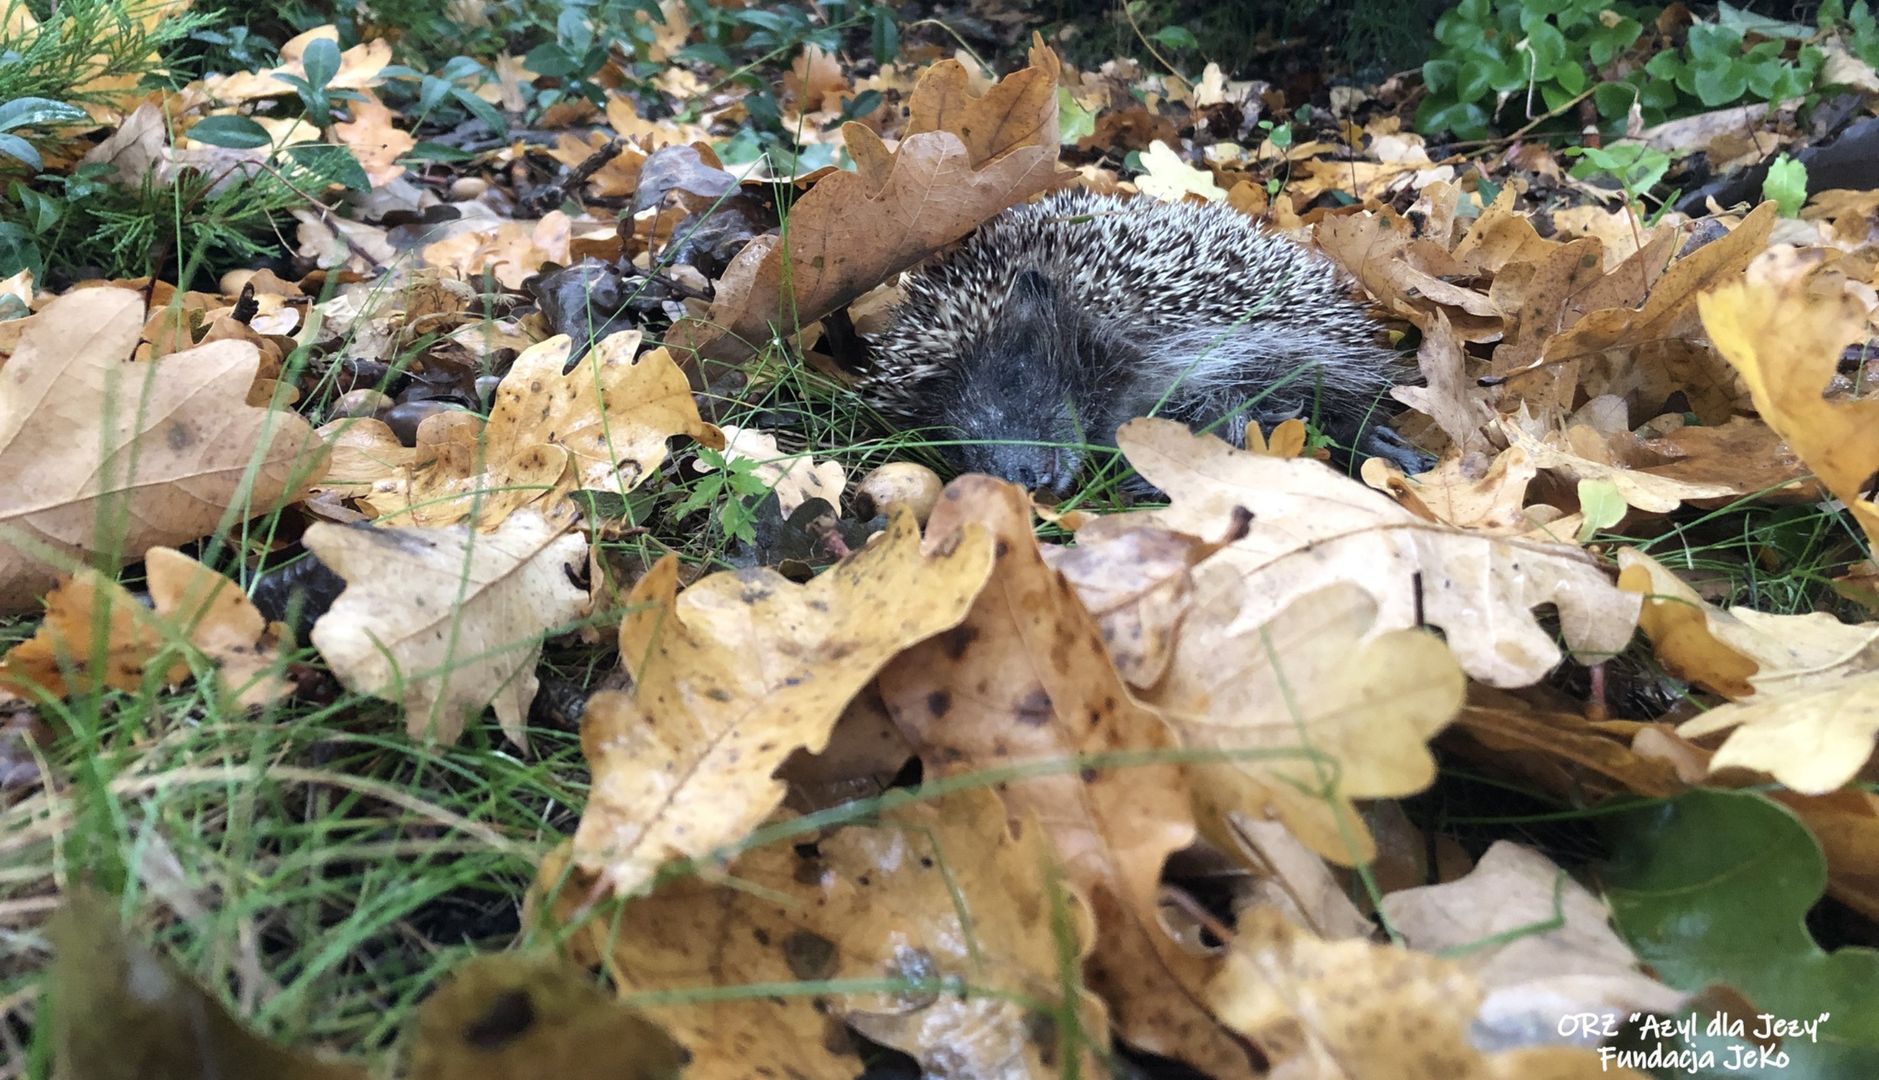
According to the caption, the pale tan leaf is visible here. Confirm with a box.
[0,288,324,614]
[1093,420,1639,688]
[306,510,590,745]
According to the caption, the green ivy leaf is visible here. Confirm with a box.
[1691,61,1749,105]
[188,115,272,149]
[301,37,342,92]
[1600,790,1879,1077]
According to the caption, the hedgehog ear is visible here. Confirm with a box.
[1006,268,1057,319]
[1010,268,1055,302]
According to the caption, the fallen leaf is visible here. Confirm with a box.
[332,90,415,188]
[51,891,367,1080]
[544,790,1106,1079]
[877,476,1252,1079]
[1136,139,1225,202]
[709,426,846,517]
[668,38,1066,365]
[1380,841,1685,1046]
[144,548,290,707]
[1209,907,1650,1079]
[306,509,591,745]
[0,569,174,697]
[1141,573,1465,864]
[409,953,685,1080]
[1698,272,1879,550]
[0,288,324,614]
[1092,420,1639,688]
[571,505,994,896]
[364,332,720,529]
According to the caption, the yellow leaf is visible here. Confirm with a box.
[877,476,1249,1078]
[571,505,994,895]
[1697,274,1879,550]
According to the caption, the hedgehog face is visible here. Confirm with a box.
[939,269,1091,495]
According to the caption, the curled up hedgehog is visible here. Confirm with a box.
[858,189,1426,495]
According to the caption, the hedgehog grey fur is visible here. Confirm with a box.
[860,188,1423,493]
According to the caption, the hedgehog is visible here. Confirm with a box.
[859,188,1425,494]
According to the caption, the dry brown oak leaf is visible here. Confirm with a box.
[542,790,1106,1080]
[0,287,324,614]
[306,509,590,746]
[571,505,994,897]
[666,37,1068,365]
[876,476,1254,1080]
[1208,907,1650,1080]
[1088,420,1639,688]
[0,567,181,698]
[362,331,721,529]
[1141,572,1465,865]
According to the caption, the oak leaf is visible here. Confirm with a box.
[1380,841,1685,1045]
[306,509,590,745]
[543,791,1104,1080]
[877,476,1253,1079]
[363,332,721,529]
[667,38,1067,364]
[571,506,994,896]
[1698,273,1879,551]
[1209,907,1651,1079]
[1092,420,1639,688]
[0,288,323,614]
[1140,573,1464,864]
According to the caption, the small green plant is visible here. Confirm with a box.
[1762,153,1808,217]
[1418,0,1822,139]
[1564,142,1673,213]
[1819,0,1879,67]
[1419,0,1644,138]
[670,447,772,548]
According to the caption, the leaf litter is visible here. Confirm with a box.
[2,6,1878,1079]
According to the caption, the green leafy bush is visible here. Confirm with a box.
[1418,0,1823,139]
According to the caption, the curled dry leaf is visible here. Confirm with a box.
[543,790,1105,1079]
[1622,548,1879,792]
[0,288,324,614]
[1698,273,1879,551]
[877,476,1251,1079]
[1141,572,1465,865]
[306,510,590,746]
[1095,420,1639,688]
[143,548,290,707]
[571,506,994,896]
[0,569,175,698]
[668,38,1067,364]
[1208,907,1651,1080]
[1380,841,1685,1048]
[364,332,721,529]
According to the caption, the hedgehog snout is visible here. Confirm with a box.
[964,442,1079,496]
